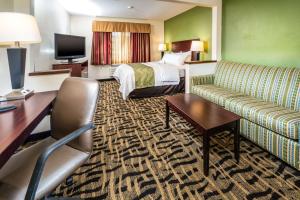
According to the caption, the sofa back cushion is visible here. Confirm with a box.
[214,61,300,111]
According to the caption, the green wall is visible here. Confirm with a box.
[222,0,300,67]
[164,6,212,60]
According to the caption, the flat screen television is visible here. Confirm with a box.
[55,33,86,63]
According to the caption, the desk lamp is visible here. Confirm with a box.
[0,12,41,112]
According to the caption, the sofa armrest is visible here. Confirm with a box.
[190,74,215,87]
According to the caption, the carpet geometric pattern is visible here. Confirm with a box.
[52,81,300,199]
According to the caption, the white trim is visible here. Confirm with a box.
[212,0,222,60]
[185,62,218,93]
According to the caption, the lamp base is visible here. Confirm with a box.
[7,48,26,89]
[191,51,200,61]
[0,89,34,102]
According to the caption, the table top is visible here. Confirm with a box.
[166,94,241,131]
[184,60,217,65]
[0,91,57,168]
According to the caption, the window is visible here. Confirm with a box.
[111,32,130,64]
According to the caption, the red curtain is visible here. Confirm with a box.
[130,33,150,63]
[91,32,112,65]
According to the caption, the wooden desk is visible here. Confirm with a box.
[28,69,71,76]
[0,91,57,168]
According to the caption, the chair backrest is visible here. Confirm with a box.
[51,77,99,153]
[214,61,300,111]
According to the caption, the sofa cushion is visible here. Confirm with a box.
[191,84,245,106]
[240,119,300,170]
[214,61,300,112]
[225,96,300,140]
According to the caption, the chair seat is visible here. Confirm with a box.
[225,96,300,140]
[0,137,89,200]
[191,84,245,106]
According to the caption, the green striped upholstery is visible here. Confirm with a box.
[190,61,300,169]
[214,61,300,112]
[241,119,300,170]
[190,75,215,94]
[225,96,300,140]
[191,85,244,106]
[190,74,215,86]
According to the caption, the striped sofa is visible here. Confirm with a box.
[190,61,300,170]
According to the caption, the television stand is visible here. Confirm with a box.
[59,59,78,64]
[67,58,74,64]
[53,60,88,77]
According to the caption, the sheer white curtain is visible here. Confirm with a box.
[112,32,131,64]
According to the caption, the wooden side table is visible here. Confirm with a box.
[165,93,241,176]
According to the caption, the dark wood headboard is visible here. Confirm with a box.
[171,39,200,52]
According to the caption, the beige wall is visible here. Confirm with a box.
[0,0,30,12]
[0,0,11,93]
[13,0,31,13]
[0,0,13,11]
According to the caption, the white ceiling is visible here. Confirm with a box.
[58,0,218,20]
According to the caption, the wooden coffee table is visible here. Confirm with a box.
[165,94,241,176]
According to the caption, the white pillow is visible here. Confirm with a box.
[177,51,191,62]
[185,54,192,62]
[161,51,190,66]
[160,52,171,63]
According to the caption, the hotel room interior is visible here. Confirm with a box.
[0,0,299,199]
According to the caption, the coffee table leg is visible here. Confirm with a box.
[165,101,170,129]
[234,120,240,163]
[203,134,210,176]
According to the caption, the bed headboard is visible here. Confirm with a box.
[171,39,200,53]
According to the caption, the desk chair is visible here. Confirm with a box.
[0,77,99,200]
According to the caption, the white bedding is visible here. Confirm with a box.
[113,62,185,100]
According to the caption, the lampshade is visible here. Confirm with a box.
[0,12,41,45]
[190,40,204,52]
[158,43,167,51]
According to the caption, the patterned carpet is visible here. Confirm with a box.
[52,81,300,199]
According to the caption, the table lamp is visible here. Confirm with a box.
[190,40,204,61]
[158,43,167,59]
[0,12,41,101]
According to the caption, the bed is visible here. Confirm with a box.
[114,39,197,99]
